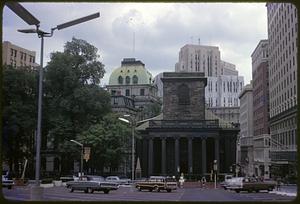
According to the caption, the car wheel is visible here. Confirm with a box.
[137,186,142,191]
[235,190,240,193]
[255,190,259,193]
[104,189,109,194]
[8,186,12,190]
[88,188,94,193]
[69,188,74,193]
[84,189,88,193]
[149,188,153,192]
[154,186,159,192]
[167,189,171,192]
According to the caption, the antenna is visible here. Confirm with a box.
[133,31,135,57]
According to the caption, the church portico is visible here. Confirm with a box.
[136,72,240,178]
[137,129,236,177]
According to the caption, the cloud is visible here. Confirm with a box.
[3,2,268,85]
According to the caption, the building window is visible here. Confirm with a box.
[111,90,116,95]
[118,76,123,84]
[125,89,130,96]
[132,75,138,84]
[140,88,145,96]
[125,76,130,84]
[177,84,190,105]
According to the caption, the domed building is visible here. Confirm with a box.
[107,58,161,120]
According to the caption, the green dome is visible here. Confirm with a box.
[109,63,153,85]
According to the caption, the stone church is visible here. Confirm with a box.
[136,72,240,178]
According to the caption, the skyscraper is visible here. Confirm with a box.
[251,39,271,179]
[266,3,297,179]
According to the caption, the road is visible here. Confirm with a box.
[2,185,296,201]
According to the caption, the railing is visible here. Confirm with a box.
[148,120,220,129]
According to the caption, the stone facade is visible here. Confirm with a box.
[162,72,206,120]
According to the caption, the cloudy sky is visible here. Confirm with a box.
[3,2,268,85]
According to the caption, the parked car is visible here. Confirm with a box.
[66,175,119,194]
[106,176,131,185]
[135,176,177,192]
[220,174,233,189]
[226,177,276,193]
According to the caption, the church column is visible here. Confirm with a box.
[202,138,207,174]
[188,137,193,174]
[148,138,153,176]
[161,137,166,175]
[214,138,220,173]
[175,137,179,175]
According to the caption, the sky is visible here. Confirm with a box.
[3,2,268,85]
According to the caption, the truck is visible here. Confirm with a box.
[226,177,276,193]
[66,175,119,194]
[135,176,177,192]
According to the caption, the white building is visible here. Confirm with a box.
[239,82,254,176]
[175,44,244,108]
[266,3,297,179]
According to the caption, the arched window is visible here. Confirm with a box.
[132,75,138,84]
[125,76,130,84]
[177,84,190,105]
[118,76,123,84]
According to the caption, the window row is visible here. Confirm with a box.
[118,75,138,85]
[10,49,35,63]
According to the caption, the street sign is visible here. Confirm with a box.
[84,147,91,161]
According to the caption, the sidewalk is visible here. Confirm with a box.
[269,185,297,197]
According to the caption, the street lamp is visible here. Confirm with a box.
[6,2,100,187]
[70,140,84,177]
[118,115,135,181]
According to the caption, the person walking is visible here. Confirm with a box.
[201,176,206,189]
[179,173,185,188]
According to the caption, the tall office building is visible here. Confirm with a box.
[2,41,38,68]
[175,44,244,109]
[266,3,297,179]
[251,39,271,179]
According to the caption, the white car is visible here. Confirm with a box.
[106,176,131,185]
[225,177,244,190]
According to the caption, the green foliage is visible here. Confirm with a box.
[2,38,131,176]
[2,65,38,172]
[43,37,111,151]
[76,113,131,171]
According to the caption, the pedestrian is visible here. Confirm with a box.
[179,173,185,188]
[201,176,206,188]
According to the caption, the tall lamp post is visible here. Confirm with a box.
[119,115,135,181]
[70,140,84,177]
[6,1,100,189]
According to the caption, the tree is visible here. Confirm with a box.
[2,65,38,176]
[76,113,131,174]
[43,37,111,175]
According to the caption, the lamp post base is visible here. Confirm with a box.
[30,186,44,200]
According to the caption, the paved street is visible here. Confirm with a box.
[2,185,297,202]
